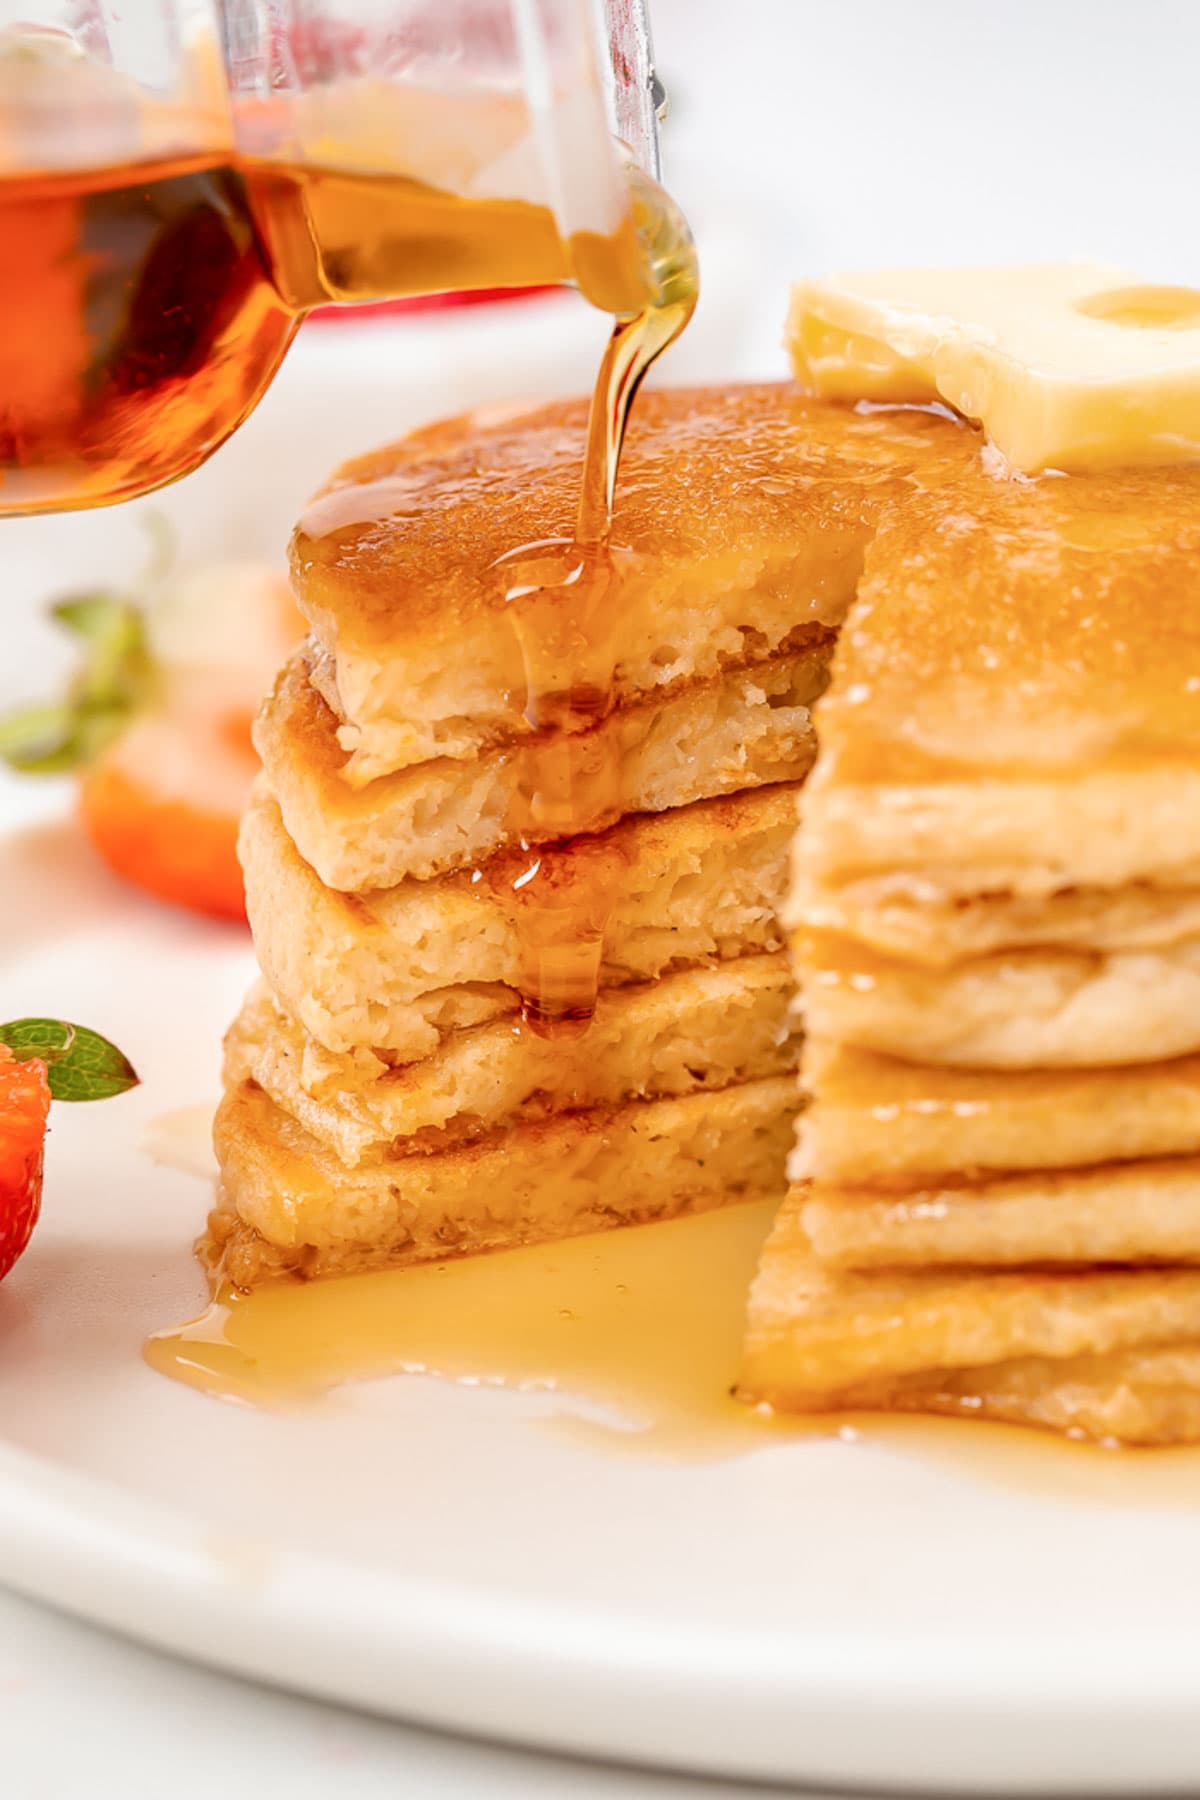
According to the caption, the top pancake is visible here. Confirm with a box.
[800,464,1200,891]
[289,386,980,779]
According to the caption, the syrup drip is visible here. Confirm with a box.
[489,168,698,1039]
[145,1198,1200,1500]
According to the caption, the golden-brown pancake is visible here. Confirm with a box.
[290,386,980,779]
[795,469,1200,898]
[792,869,1200,966]
[765,459,1200,1445]
[210,1075,795,1286]
[796,928,1200,1068]
[226,954,798,1164]
[802,1158,1200,1270]
[871,1345,1200,1446]
[798,1042,1200,1184]
[740,1189,1200,1443]
[241,779,797,1060]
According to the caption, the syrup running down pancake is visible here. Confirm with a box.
[289,386,977,780]
[257,638,827,891]
[239,780,797,1060]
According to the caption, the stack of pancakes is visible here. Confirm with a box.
[743,462,1200,1445]
[211,387,975,1285]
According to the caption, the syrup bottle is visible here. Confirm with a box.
[0,0,669,514]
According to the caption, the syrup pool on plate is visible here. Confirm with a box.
[144,1188,1200,1504]
[147,1200,781,1456]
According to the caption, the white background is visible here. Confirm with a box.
[4,2,1200,1795]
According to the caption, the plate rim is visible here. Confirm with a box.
[2,1435,1200,1795]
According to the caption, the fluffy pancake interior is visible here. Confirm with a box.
[257,643,826,890]
[226,954,799,1164]
[241,779,798,1059]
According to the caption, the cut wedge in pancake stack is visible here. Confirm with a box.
[742,463,1200,1445]
[212,383,977,1286]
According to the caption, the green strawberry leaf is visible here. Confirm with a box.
[0,1019,139,1102]
[0,699,85,772]
[0,517,171,777]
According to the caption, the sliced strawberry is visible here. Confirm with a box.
[77,674,268,923]
[0,1046,51,1282]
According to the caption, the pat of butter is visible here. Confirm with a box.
[787,263,1200,473]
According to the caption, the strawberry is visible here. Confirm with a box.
[0,528,301,922]
[0,1018,137,1284]
[0,1047,50,1282]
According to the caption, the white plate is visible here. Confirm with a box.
[3,771,1200,1797]
[3,303,1200,1794]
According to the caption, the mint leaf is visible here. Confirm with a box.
[0,1019,139,1102]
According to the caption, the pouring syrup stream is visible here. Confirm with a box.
[491,168,699,1036]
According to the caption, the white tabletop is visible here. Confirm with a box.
[4,2,1198,1792]
[0,1587,800,1800]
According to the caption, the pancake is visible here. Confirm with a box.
[241,780,797,1059]
[869,1346,1200,1446]
[210,1075,796,1286]
[798,928,1200,1069]
[803,1158,1200,1270]
[793,869,1200,966]
[793,470,1200,901]
[795,770,1200,903]
[290,386,980,780]
[225,953,799,1164]
[257,644,825,891]
[797,1042,1200,1184]
[739,1189,1200,1443]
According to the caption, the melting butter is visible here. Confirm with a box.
[787,262,1200,472]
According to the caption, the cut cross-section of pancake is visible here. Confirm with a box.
[213,385,993,1300]
[290,385,978,781]
[257,643,826,891]
[241,779,798,1060]
[225,953,799,1164]
[210,1075,796,1287]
